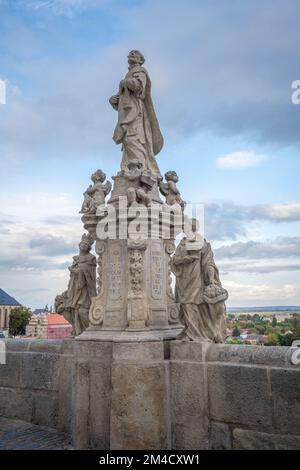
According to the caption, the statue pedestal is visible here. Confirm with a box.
[78,236,182,342]
[72,340,172,449]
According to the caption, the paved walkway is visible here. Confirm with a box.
[0,417,72,450]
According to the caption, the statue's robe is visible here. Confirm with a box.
[112,65,163,179]
[170,239,226,343]
[66,253,96,335]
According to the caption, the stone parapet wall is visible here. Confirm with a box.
[170,342,300,450]
[0,339,299,449]
[0,339,74,434]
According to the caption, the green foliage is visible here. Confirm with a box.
[226,338,244,344]
[292,327,300,340]
[266,332,279,346]
[9,307,31,336]
[256,325,266,334]
[278,333,294,347]
[232,326,241,337]
[271,316,277,327]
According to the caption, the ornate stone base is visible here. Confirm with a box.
[76,326,182,343]
[88,237,182,340]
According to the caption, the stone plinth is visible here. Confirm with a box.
[72,339,171,450]
[78,235,182,342]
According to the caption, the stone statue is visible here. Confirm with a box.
[54,290,75,334]
[124,159,156,206]
[109,50,164,179]
[80,170,111,214]
[159,171,186,210]
[170,237,228,343]
[55,233,97,335]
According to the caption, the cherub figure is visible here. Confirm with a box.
[80,170,112,214]
[125,159,156,206]
[159,171,185,210]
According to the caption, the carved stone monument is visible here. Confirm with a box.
[51,50,230,450]
[56,49,228,344]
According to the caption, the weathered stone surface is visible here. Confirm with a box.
[72,360,90,450]
[112,340,164,364]
[89,362,111,449]
[57,355,74,433]
[110,363,169,449]
[0,352,22,388]
[170,340,211,362]
[208,363,272,431]
[1,339,300,450]
[28,339,65,354]
[5,339,30,352]
[0,387,33,422]
[33,393,58,428]
[170,361,209,449]
[20,352,60,391]
[233,428,300,450]
[271,368,300,435]
[206,344,295,368]
[74,338,113,360]
[209,421,232,450]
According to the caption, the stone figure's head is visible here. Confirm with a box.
[91,169,106,183]
[165,171,179,183]
[79,233,94,253]
[128,50,145,67]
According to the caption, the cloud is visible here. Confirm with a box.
[219,261,300,275]
[205,201,300,240]
[251,202,300,222]
[1,0,300,164]
[216,150,268,170]
[215,237,300,259]
[2,0,106,18]
[29,234,76,256]
[223,280,300,302]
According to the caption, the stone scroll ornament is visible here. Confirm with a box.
[55,233,96,336]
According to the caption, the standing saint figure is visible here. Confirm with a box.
[55,233,96,335]
[109,50,164,179]
[170,237,228,343]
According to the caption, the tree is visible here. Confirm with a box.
[256,325,266,335]
[266,332,279,346]
[232,326,241,337]
[9,307,31,336]
[292,327,300,341]
[271,316,277,328]
[278,333,293,347]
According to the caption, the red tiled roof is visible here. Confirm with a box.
[46,313,71,326]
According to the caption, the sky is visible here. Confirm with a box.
[0,0,300,309]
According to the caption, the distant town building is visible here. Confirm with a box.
[32,309,48,316]
[26,313,72,339]
[0,288,21,330]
